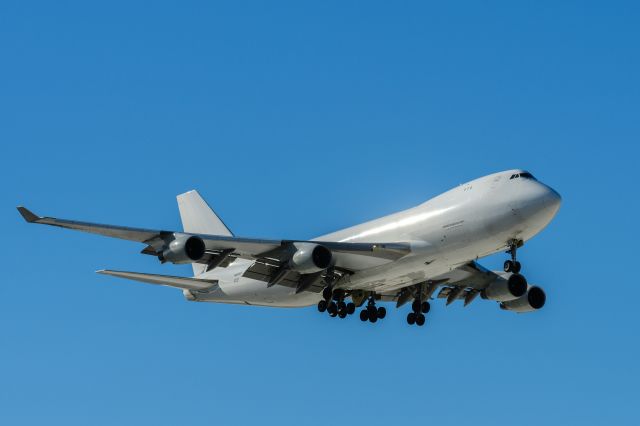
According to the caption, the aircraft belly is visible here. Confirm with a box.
[343,234,507,293]
[195,276,321,308]
[342,255,446,292]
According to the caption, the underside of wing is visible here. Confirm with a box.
[97,270,218,291]
[377,262,518,308]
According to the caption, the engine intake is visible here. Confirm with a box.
[501,286,546,313]
[289,243,333,274]
[159,235,206,264]
[482,273,527,302]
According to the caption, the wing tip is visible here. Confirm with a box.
[17,206,41,223]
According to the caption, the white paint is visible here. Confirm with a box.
[195,169,561,307]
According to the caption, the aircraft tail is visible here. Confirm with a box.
[177,190,233,276]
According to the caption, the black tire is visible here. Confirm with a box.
[416,313,426,326]
[328,302,338,315]
[368,307,378,321]
[317,300,327,313]
[337,301,346,311]
[504,260,514,273]
[407,312,416,325]
[322,287,333,301]
[412,300,421,313]
[329,310,338,317]
[360,310,369,321]
[421,301,430,314]
[377,306,386,319]
[347,302,356,315]
[338,311,347,319]
[513,261,522,274]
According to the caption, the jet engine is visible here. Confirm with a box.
[500,286,546,313]
[158,234,206,264]
[289,243,333,274]
[481,273,528,302]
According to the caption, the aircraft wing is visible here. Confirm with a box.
[17,206,410,274]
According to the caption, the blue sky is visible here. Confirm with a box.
[1,1,638,425]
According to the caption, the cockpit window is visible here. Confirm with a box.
[520,172,536,180]
[510,172,537,180]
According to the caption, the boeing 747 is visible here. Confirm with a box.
[17,169,561,326]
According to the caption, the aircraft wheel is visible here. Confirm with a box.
[504,260,514,273]
[415,313,426,326]
[513,261,522,274]
[317,300,327,313]
[407,312,416,325]
[412,300,421,313]
[377,306,386,319]
[322,287,333,301]
[347,302,356,315]
[368,307,378,322]
[360,310,369,322]
[329,310,338,317]
[328,302,338,316]
[421,301,430,314]
[338,311,347,319]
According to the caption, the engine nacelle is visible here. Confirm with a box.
[159,235,206,264]
[482,273,528,302]
[289,243,333,274]
[500,286,546,313]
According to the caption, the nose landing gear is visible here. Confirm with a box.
[503,240,523,274]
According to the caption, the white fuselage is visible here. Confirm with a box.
[194,170,562,307]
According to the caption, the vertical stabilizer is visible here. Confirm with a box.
[177,190,233,276]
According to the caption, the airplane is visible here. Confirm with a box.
[17,169,561,326]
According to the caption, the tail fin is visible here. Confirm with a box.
[177,190,233,276]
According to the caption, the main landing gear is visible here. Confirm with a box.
[503,240,523,274]
[407,298,429,326]
[359,295,386,324]
[318,288,385,324]
[317,287,355,319]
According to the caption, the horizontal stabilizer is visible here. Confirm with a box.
[97,270,218,291]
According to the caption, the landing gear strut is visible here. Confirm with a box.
[503,240,523,274]
[359,294,386,324]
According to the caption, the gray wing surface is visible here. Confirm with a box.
[17,206,410,272]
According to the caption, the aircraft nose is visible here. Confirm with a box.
[508,179,561,230]
[545,186,562,216]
